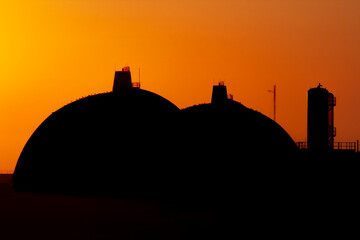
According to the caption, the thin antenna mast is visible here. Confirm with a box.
[274,85,276,122]
[268,85,276,122]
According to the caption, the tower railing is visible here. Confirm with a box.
[328,96,336,106]
[328,127,336,137]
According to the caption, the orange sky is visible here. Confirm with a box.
[1,0,360,171]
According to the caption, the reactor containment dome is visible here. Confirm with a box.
[13,69,297,199]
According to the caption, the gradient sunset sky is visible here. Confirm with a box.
[1,0,360,171]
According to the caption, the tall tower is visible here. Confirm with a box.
[307,84,336,152]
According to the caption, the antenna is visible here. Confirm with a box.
[274,85,276,122]
[268,85,276,122]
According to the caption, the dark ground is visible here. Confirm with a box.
[0,174,217,240]
[2,159,360,239]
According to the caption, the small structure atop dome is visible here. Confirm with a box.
[113,67,132,91]
[113,66,140,91]
[211,81,228,104]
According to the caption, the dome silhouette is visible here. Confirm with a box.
[13,72,297,201]
[175,93,298,200]
[181,100,297,155]
[179,83,297,158]
[13,87,180,195]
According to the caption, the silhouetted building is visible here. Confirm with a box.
[112,66,140,91]
[183,82,297,156]
[307,84,336,152]
[13,69,179,195]
[13,74,298,199]
[211,81,228,104]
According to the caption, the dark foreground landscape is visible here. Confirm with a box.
[2,160,360,239]
[0,174,217,240]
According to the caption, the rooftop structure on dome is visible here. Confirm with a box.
[113,66,140,91]
[211,81,228,104]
